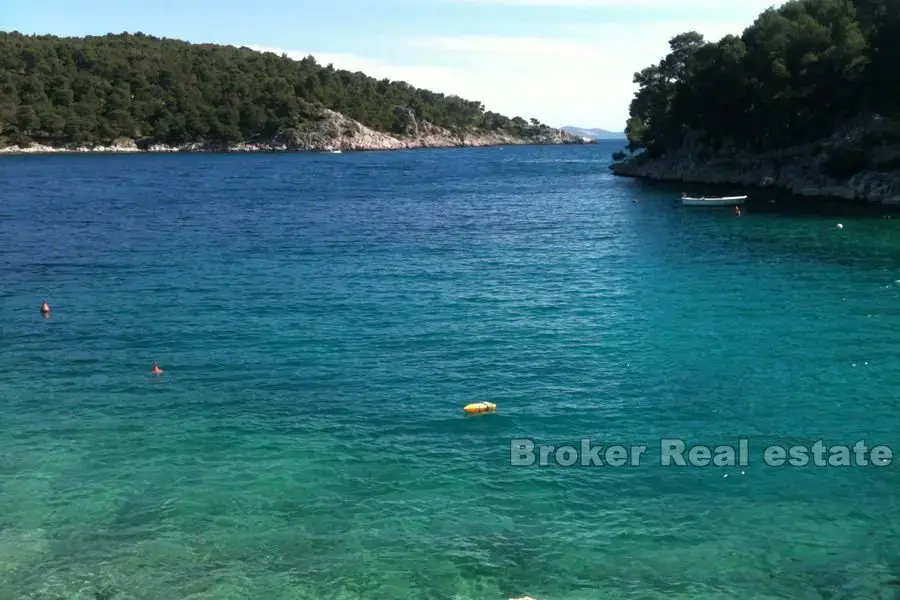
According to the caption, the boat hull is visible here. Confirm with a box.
[681,195,747,206]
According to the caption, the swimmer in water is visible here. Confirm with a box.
[40,301,50,315]
[150,361,163,375]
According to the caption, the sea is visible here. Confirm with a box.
[1,141,899,600]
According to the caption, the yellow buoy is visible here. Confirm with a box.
[463,402,496,415]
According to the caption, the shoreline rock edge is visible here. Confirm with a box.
[0,108,592,156]
[609,116,900,205]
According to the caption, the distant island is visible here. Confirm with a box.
[561,126,625,140]
[609,0,900,204]
[0,32,590,154]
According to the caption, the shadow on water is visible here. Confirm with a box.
[626,178,900,218]
[621,176,900,274]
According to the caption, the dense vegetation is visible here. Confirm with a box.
[0,31,554,147]
[622,0,900,158]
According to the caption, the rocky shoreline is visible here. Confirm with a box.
[609,115,900,205]
[0,108,591,156]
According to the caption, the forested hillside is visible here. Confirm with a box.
[623,0,900,157]
[0,32,561,148]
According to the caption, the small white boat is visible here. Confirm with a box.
[330,149,342,154]
[681,195,747,206]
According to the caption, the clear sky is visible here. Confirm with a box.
[2,1,785,131]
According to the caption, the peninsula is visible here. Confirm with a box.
[0,32,590,154]
[609,0,900,204]
[561,126,625,140]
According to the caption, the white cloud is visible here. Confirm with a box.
[247,45,467,89]
[246,11,775,130]
[410,36,604,60]
[444,0,778,7]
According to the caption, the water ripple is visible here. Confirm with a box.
[1,144,899,599]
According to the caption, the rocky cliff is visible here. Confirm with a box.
[609,115,900,204]
[0,107,590,155]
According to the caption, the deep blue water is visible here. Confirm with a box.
[2,142,900,600]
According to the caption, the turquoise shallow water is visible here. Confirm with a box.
[2,144,900,600]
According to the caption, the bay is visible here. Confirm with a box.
[1,142,898,599]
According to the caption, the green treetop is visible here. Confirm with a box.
[624,0,900,157]
[0,31,562,147]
